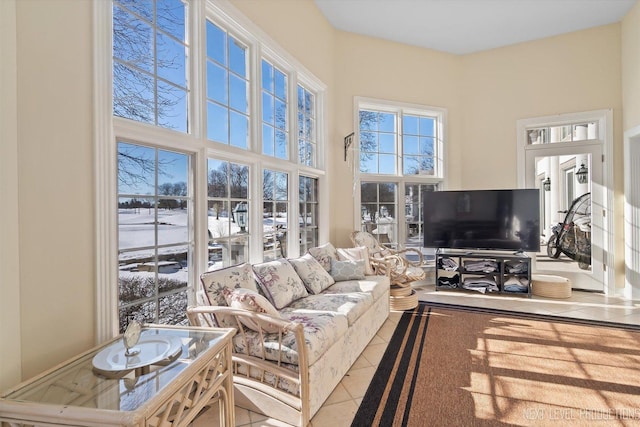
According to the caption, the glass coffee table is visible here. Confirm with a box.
[0,324,235,426]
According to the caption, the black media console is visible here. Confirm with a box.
[435,250,531,298]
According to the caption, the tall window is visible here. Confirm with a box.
[299,176,318,253]
[206,21,249,148]
[263,169,289,260]
[357,99,445,253]
[117,142,192,332]
[262,60,288,159]
[106,1,326,335]
[207,159,250,269]
[113,0,188,132]
[298,85,316,167]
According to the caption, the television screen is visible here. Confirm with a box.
[423,189,540,252]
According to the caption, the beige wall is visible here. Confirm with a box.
[0,0,21,392]
[460,24,622,189]
[623,0,640,131]
[331,33,463,247]
[231,0,335,87]
[15,0,95,379]
[2,0,638,386]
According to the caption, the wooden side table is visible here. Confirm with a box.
[0,324,235,426]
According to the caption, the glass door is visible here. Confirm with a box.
[526,147,603,291]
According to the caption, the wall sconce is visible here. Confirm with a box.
[344,132,354,161]
[543,177,551,191]
[576,163,588,184]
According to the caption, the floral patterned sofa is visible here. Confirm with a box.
[187,243,390,426]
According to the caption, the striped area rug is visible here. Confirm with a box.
[352,302,640,426]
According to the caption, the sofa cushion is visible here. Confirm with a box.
[223,287,282,333]
[308,242,338,272]
[253,259,309,309]
[323,275,390,302]
[330,258,366,282]
[289,253,335,295]
[201,263,258,306]
[232,310,348,366]
[284,291,373,326]
[337,246,374,275]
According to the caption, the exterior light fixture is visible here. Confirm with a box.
[233,202,248,232]
[543,177,551,192]
[576,163,588,184]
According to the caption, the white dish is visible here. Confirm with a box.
[92,335,183,372]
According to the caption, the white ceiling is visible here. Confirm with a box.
[314,0,637,55]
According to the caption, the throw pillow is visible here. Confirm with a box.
[307,242,338,272]
[337,246,374,275]
[222,288,282,333]
[330,258,366,281]
[253,259,309,309]
[289,253,335,294]
[200,263,258,306]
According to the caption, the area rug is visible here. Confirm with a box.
[352,302,640,426]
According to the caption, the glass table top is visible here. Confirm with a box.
[2,326,229,412]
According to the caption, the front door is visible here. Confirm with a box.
[525,144,603,291]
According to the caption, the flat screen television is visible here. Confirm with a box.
[423,189,540,252]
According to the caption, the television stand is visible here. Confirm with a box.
[435,249,531,297]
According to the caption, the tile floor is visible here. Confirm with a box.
[194,282,640,426]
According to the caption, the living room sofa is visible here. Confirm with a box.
[186,243,390,426]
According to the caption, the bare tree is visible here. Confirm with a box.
[113,0,186,129]
[117,144,178,189]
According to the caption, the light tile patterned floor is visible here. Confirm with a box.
[194,283,640,426]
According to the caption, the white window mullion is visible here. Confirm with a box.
[290,172,300,258]
[190,0,205,141]
[194,147,208,286]
[290,72,300,165]
[251,45,263,156]
[191,0,207,286]
[94,0,118,343]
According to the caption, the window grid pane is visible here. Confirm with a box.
[527,122,598,145]
[262,60,289,159]
[359,110,397,174]
[113,0,189,132]
[207,159,250,270]
[360,182,397,245]
[206,21,249,148]
[403,114,436,176]
[117,142,192,332]
[297,85,317,167]
[299,176,318,253]
[263,169,289,260]
[405,183,438,249]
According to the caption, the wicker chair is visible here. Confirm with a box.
[350,230,426,287]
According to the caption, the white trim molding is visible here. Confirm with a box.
[94,0,118,342]
[516,109,615,295]
[623,124,640,300]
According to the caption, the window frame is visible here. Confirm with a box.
[353,97,447,251]
[95,0,329,342]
